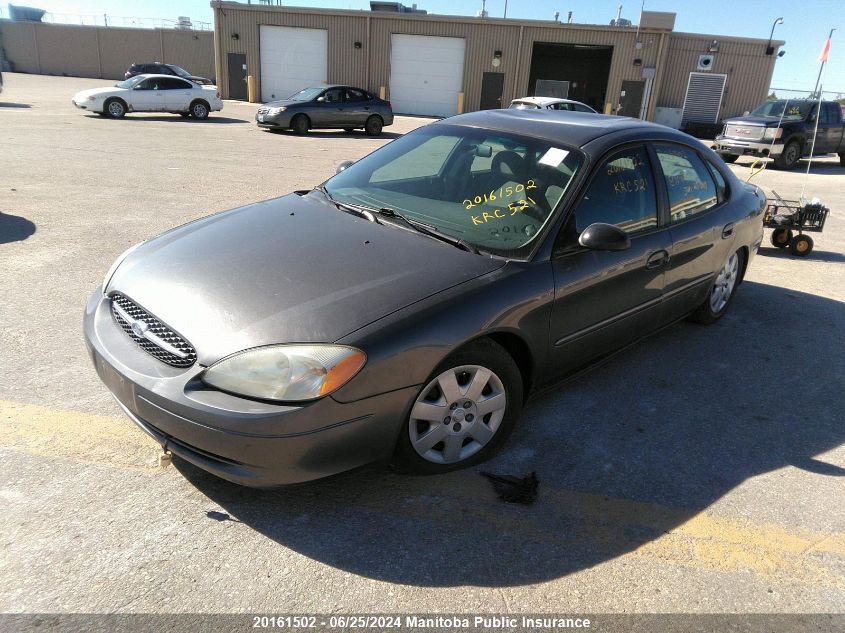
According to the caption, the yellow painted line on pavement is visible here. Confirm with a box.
[0,399,160,469]
[1,398,843,587]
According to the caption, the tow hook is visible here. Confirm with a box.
[158,441,172,469]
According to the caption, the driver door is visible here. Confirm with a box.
[310,87,345,126]
[549,145,672,376]
[131,78,166,111]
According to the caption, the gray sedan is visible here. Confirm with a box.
[85,110,764,487]
[256,85,394,136]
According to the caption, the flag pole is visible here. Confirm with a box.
[802,28,835,203]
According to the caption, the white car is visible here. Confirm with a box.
[509,96,597,113]
[72,74,223,120]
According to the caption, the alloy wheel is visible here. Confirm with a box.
[108,101,124,117]
[409,365,507,465]
[710,252,739,313]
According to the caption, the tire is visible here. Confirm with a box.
[770,228,792,248]
[364,115,383,137]
[721,154,739,164]
[689,249,744,325]
[104,98,126,119]
[394,338,523,475]
[190,100,209,120]
[291,114,310,135]
[839,153,845,167]
[772,140,802,170]
[789,234,813,257]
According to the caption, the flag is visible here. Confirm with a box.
[819,37,831,63]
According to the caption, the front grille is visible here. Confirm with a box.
[724,124,764,141]
[110,293,197,368]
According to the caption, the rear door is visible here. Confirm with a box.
[817,103,844,153]
[163,78,194,111]
[342,88,371,126]
[549,145,672,375]
[652,143,732,320]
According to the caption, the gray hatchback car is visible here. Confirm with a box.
[256,84,394,136]
[85,110,764,487]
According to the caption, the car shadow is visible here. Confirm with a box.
[264,129,404,140]
[757,245,845,263]
[0,213,36,243]
[0,102,32,109]
[84,114,249,124]
[176,280,845,587]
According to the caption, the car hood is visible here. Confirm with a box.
[723,115,787,127]
[108,193,506,365]
[73,87,119,100]
[264,99,302,108]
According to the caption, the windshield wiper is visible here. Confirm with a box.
[315,186,381,224]
[370,207,481,255]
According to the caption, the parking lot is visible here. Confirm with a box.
[1,72,844,614]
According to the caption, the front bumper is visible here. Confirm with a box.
[72,99,97,111]
[714,136,784,158]
[256,111,293,128]
[83,289,415,486]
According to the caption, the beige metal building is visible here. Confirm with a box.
[211,1,784,128]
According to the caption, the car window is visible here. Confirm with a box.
[326,124,583,257]
[654,144,719,222]
[575,146,657,234]
[134,78,156,90]
[705,162,728,203]
[323,88,343,103]
[551,103,573,111]
[574,104,593,113]
[160,78,191,90]
[371,135,462,182]
[345,89,367,102]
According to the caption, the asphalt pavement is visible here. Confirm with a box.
[1,72,843,616]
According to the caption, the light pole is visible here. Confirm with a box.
[766,17,784,55]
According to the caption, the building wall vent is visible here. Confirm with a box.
[697,54,715,71]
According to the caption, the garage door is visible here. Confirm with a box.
[389,34,465,117]
[259,26,328,102]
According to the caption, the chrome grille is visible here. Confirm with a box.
[724,124,764,141]
[110,293,197,368]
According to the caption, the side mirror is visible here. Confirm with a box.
[316,96,326,103]
[336,160,354,174]
[578,223,631,251]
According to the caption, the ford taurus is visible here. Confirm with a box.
[84,110,765,486]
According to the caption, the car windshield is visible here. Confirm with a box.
[168,65,191,78]
[116,76,145,89]
[323,124,583,257]
[288,87,325,101]
[750,100,814,120]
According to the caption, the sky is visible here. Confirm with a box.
[6,0,843,96]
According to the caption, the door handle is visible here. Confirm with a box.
[722,223,734,238]
[645,250,670,269]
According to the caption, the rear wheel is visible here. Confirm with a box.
[190,100,209,120]
[104,98,126,119]
[772,140,801,170]
[364,115,383,137]
[789,234,814,257]
[291,114,310,135]
[689,249,743,325]
[395,339,523,475]
[770,228,792,248]
[721,154,739,164]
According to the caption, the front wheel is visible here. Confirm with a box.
[190,100,209,120]
[104,98,126,119]
[395,339,523,475]
[689,249,743,325]
[291,114,310,135]
[789,234,814,257]
[364,115,383,137]
[772,140,801,170]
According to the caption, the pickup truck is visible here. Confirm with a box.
[714,99,845,170]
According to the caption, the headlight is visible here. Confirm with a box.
[268,106,287,115]
[102,241,144,292]
[202,345,366,402]
[763,127,784,140]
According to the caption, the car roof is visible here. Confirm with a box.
[439,109,694,151]
[512,97,584,106]
[132,73,192,80]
